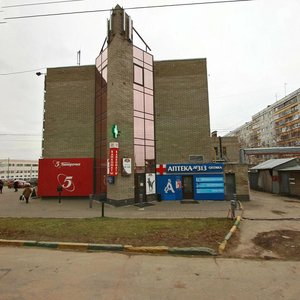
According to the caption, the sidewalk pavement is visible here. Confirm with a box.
[1,186,300,219]
[1,187,299,220]
[0,186,234,219]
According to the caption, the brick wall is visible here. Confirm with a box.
[224,164,250,201]
[211,136,240,162]
[43,66,95,158]
[154,59,211,164]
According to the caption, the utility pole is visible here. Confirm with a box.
[7,158,9,179]
[77,50,81,66]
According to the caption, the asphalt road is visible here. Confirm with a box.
[1,247,300,300]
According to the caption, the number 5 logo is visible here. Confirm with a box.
[57,174,75,192]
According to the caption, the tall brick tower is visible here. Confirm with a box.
[95,5,155,204]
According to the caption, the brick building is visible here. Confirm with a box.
[39,5,249,204]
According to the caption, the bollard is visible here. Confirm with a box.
[101,201,104,217]
[230,195,237,219]
[57,185,63,204]
[89,194,93,208]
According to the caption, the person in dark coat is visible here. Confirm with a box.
[0,180,3,194]
[13,180,18,192]
[22,184,32,204]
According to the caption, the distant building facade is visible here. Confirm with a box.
[0,159,38,181]
[228,88,300,163]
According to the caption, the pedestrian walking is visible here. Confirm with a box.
[31,187,37,198]
[13,180,18,192]
[0,179,3,194]
[22,184,32,204]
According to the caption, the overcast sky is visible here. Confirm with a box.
[1,0,300,160]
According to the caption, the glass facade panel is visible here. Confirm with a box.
[145,140,155,146]
[96,56,101,69]
[145,94,153,114]
[134,117,145,139]
[133,58,143,67]
[144,69,153,89]
[134,138,145,145]
[134,65,143,85]
[144,52,153,65]
[102,66,107,82]
[134,84,143,92]
[133,46,144,61]
[134,90,144,111]
[102,48,108,62]
[146,146,155,159]
[95,47,108,195]
[134,145,145,166]
[134,111,144,118]
[144,88,153,95]
[133,46,155,175]
[144,63,152,71]
[145,120,154,140]
[145,113,154,120]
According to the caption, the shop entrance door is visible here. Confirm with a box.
[225,173,236,200]
[182,176,193,199]
[134,174,145,203]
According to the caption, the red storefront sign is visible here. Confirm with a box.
[109,148,119,176]
[38,158,93,197]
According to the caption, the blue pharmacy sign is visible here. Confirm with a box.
[194,174,224,200]
[156,175,183,200]
[156,163,224,201]
[164,163,223,174]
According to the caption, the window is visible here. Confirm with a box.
[134,90,144,111]
[144,94,153,114]
[144,69,153,89]
[134,117,144,139]
[134,145,145,167]
[145,120,154,140]
[134,65,143,85]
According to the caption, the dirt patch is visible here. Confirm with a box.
[253,230,300,260]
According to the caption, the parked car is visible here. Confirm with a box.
[7,180,30,189]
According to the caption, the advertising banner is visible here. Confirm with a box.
[146,173,156,195]
[38,158,93,197]
[122,158,132,176]
[109,148,119,176]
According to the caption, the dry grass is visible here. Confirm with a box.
[0,217,234,250]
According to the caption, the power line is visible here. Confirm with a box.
[0,133,42,136]
[2,0,84,9]
[0,68,46,76]
[1,140,42,142]
[4,0,256,20]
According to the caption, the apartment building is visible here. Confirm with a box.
[0,159,39,181]
[274,93,300,146]
[228,88,300,157]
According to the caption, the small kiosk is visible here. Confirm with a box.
[156,163,224,201]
